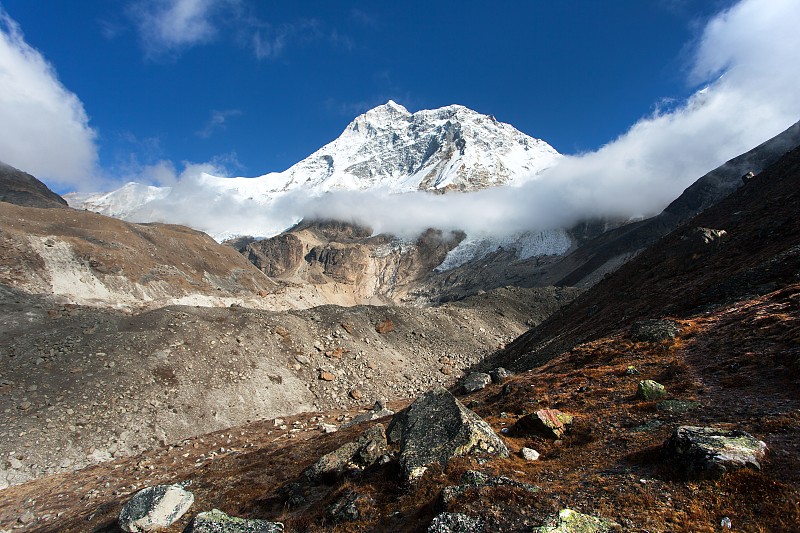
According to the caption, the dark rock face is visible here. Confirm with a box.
[0,162,68,209]
[387,387,508,481]
[306,244,370,284]
[303,424,388,482]
[243,234,304,277]
[489,367,512,384]
[188,508,284,532]
[629,320,680,342]
[118,484,194,532]
[513,409,573,439]
[662,426,767,479]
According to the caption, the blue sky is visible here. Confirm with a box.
[0,0,754,193]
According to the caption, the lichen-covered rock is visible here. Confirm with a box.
[304,424,388,482]
[427,512,485,533]
[630,319,680,342]
[533,508,621,532]
[388,387,508,481]
[513,409,573,439]
[187,509,284,532]
[636,380,666,400]
[662,426,767,479]
[461,372,491,393]
[118,484,194,532]
[521,447,540,461]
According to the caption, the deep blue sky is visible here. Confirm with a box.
[2,0,733,185]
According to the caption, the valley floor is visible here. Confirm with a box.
[1,283,797,532]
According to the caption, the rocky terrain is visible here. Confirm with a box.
[0,162,68,210]
[0,126,799,531]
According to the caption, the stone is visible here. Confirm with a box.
[386,387,508,481]
[319,423,338,433]
[118,484,194,532]
[427,513,485,533]
[326,491,371,523]
[188,508,284,532]
[294,354,310,365]
[629,319,680,342]
[304,424,388,481]
[8,456,23,469]
[489,367,512,384]
[349,389,363,400]
[513,409,573,439]
[662,426,767,479]
[461,373,491,393]
[440,470,540,508]
[521,447,540,461]
[319,371,335,382]
[636,380,666,400]
[533,508,621,532]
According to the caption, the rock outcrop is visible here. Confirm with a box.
[513,409,573,439]
[303,424,388,482]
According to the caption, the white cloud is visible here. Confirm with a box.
[129,0,231,58]
[0,9,99,188]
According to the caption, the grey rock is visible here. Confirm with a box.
[662,426,767,479]
[188,508,284,532]
[636,380,666,401]
[427,512,485,533]
[521,447,540,461]
[118,484,194,532]
[304,424,388,481]
[489,367,512,384]
[630,320,680,342]
[533,508,621,532]
[461,373,491,393]
[388,387,508,481]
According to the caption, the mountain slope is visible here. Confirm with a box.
[0,162,68,209]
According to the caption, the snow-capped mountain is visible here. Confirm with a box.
[66,101,561,226]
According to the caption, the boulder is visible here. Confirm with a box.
[118,484,194,532]
[387,387,508,481]
[461,373,491,393]
[629,319,680,342]
[521,447,540,461]
[489,367,512,384]
[427,513,485,533]
[513,409,573,439]
[533,508,621,532]
[636,380,666,401]
[662,426,767,479]
[304,424,388,482]
[187,508,284,532]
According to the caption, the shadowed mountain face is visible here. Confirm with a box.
[493,143,800,372]
[0,162,68,209]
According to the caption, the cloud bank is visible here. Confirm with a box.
[126,0,800,242]
[0,9,98,188]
